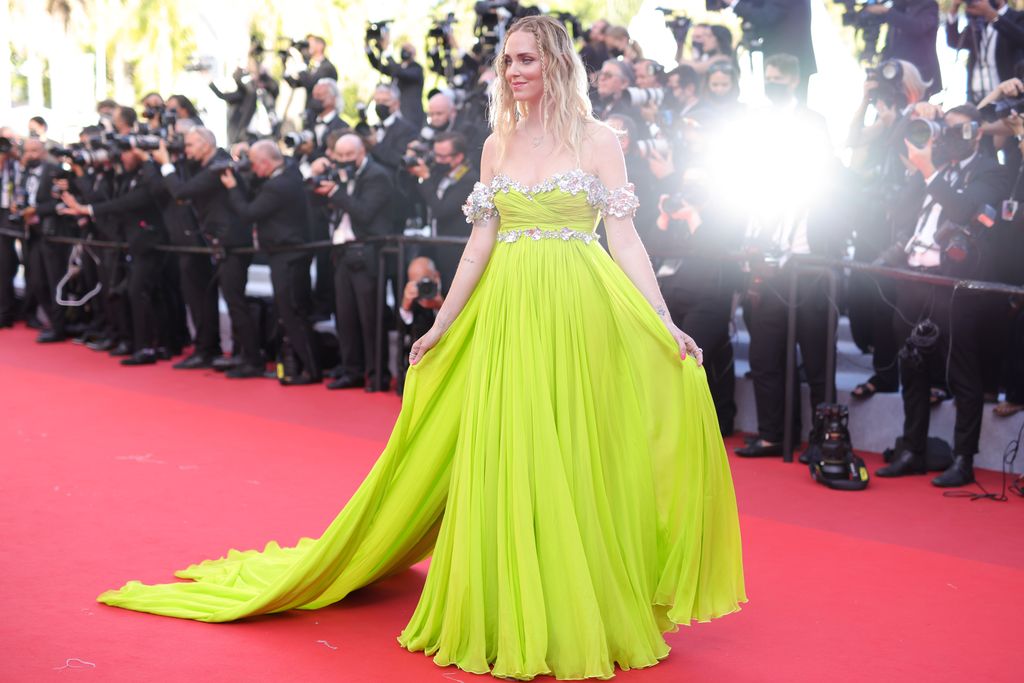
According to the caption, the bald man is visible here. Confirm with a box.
[222,140,319,384]
[154,129,261,376]
[314,133,395,390]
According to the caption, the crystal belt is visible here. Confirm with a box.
[496,227,600,245]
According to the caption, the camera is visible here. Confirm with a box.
[899,318,940,371]
[306,167,341,186]
[656,7,692,43]
[283,130,316,149]
[402,140,434,169]
[625,87,666,108]
[416,277,438,300]
[980,94,1024,123]
[207,157,252,174]
[904,119,978,163]
[365,19,392,46]
[0,136,11,154]
[934,204,997,264]
[52,161,77,183]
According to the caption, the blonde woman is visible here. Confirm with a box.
[98,15,746,681]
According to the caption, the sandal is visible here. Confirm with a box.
[993,401,1024,418]
[851,382,877,400]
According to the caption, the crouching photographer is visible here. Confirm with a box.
[875,102,1011,487]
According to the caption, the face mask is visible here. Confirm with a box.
[339,160,358,177]
[375,104,391,121]
[609,47,623,58]
[707,91,735,105]
[691,40,704,56]
[308,98,325,114]
[432,162,451,175]
[24,158,40,169]
[400,48,413,62]
[764,81,793,104]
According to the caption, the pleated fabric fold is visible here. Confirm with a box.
[98,182,746,681]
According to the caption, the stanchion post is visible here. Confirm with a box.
[782,265,799,463]
[825,267,839,404]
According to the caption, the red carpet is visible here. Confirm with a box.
[1,325,1020,682]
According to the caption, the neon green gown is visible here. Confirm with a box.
[98,169,746,680]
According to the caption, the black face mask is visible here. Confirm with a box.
[609,47,623,58]
[707,91,735,106]
[375,104,392,121]
[764,81,793,105]
[308,98,325,114]
[691,40,704,56]
[400,48,413,62]
[24,158,41,169]
[339,160,358,177]
[431,162,451,176]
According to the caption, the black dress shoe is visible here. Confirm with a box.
[87,338,115,352]
[280,372,322,386]
[173,353,214,370]
[36,330,67,343]
[931,455,975,488]
[120,349,158,366]
[155,346,179,361]
[875,449,927,477]
[0,319,14,329]
[735,440,783,458]
[327,374,366,390]
[225,363,266,379]
[108,341,133,357]
[25,316,44,330]
[212,356,244,372]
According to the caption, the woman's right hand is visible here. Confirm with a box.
[408,326,443,366]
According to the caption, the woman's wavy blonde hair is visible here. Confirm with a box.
[490,15,596,162]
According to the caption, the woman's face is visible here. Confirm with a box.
[503,31,544,104]
[707,71,734,98]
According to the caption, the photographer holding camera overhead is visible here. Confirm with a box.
[945,0,1024,105]
[874,102,1010,487]
[365,21,426,127]
[726,0,816,102]
[861,0,942,99]
[283,35,339,130]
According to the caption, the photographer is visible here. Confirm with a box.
[730,0,817,102]
[396,256,443,395]
[579,18,609,77]
[283,35,338,130]
[165,95,203,127]
[678,24,737,74]
[221,141,320,385]
[60,147,171,366]
[154,128,262,378]
[594,60,644,130]
[0,133,20,327]
[421,92,485,168]
[406,131,479,286]
[875,103,1010,486]
[945,0,1024,104]
[314,133,395,391]
[19,137,73,343]
[369,84,419,172]
[209,61,281,143]
[863,0,942,99]
[307,78,351,158]
[366,34,426,127]
[141,92,164,131]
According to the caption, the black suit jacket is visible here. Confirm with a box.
[162,149,250,248]
[880,0,943,97]
[308,113,351,160]
[370,116,419,172]
[733,0,817,76]
[227,164,310,250]
[328,158,396,273]
[415,163,478,238]
[29,163,76,238]
[210,74,280,143]
[90,163,167,253]
[945,7,1024,100]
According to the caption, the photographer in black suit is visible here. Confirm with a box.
[730,0,817,102]
[307,78,351,158]
[875,103,1010,487]
[209,62,280,143]
[369,84,419,173]
[284,35,339,130]
[366,36,426,127]
[153,128,262,378]
[862,0,942,99]
[60,148,170,366]
[945,0,1024,104]
[313,133,395,391]
[405,131,478,287]
[222,141,320,385]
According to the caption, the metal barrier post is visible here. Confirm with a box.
[782,266,799,463]
[394,239,408,391]
[371,246,388,393]
[824,267,839,405]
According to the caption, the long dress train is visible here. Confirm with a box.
[98,169,746,680]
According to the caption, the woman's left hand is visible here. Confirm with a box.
[665,321,703,366]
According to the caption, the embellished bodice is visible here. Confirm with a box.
[462,169,640,245]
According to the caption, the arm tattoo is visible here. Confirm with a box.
[462,256,476,264]
[654,304,669,318]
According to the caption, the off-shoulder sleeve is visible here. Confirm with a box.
[462,182,499,224]
[600,182,640,219]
